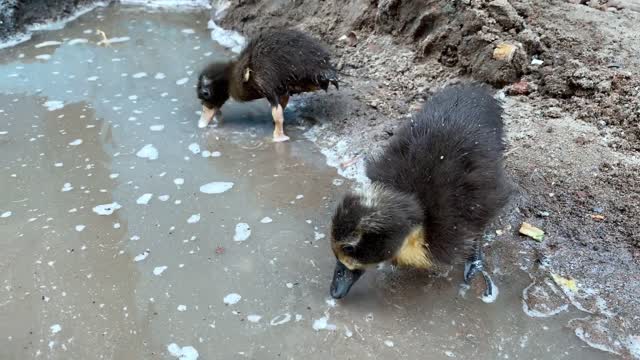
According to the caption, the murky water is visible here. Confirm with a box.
[0,4,616,360]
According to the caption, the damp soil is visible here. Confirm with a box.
[0,3,634,360]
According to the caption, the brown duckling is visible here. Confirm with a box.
[329,83,511,299]
[197,29,338,142]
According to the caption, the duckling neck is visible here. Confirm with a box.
[392,225,433,269]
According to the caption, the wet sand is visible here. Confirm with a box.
[0,4,616,360]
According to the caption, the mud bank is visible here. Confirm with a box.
[213,0,640,358]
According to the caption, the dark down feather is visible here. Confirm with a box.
[366,83,511,264]
[235,29,339,105]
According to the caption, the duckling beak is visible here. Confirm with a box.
[198,105,218,128]
[330,260,364,299]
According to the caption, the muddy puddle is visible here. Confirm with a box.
[0,4,616,360]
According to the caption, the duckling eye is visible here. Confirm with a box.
[342,244,356,255]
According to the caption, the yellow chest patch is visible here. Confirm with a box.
[392,226,433,269]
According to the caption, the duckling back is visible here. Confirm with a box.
[235,29,338,104]
[366,83,510,264]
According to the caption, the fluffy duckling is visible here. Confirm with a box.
[197,29,338,142]
[329,83,511,299]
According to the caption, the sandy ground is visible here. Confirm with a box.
[0,0,639,359]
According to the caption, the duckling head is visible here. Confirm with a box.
[329,183,426,299]
[197,62,231,127]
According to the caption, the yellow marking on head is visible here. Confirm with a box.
[336,253,365,271]
[392,226,433,269]
[243,68,252,82]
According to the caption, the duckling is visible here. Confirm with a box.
[197,29,339,142]
[329,83,511,299]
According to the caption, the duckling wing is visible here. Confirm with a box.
[241,29,338,103]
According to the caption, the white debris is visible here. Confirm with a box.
[314,232,326,241]
[167,343,199,360]
[531,58,544,65]
[207,20,245,53]
[136,193,153,205]
[176,77,189,85]
[188,143,201,154]
[199,182,233,194]
[87,76,99,81]
[174,178,184,186]
[177,305,187,312]
[154,73,166,79]
[68,38,89,45]
[134,250,150,262]
[61,183,73,192]
[35,54,51,60]
[35,41,62,48]
[384,340,394,348]
[260,217,273,224]
[75,225,86,232]
[136,144,158,160]
[1,211,13,218]
[50,324,62,334]
[44,100,64,111]
[92,202,122,215]
[158,195,170,202]
[150,125,165,131]
[68,139,83,146]
[187,214,201,224]
[182,29,195,34]
[233,223,251,242]
[270,313,291,326]
[247,315,262,323]
[153,266,168,276]
[312,317,336,331]
[223,293,242,305]
[132,72,147,78]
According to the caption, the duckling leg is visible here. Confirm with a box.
[463,239,495,298]
[271,96,290,142]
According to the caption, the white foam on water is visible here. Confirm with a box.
[109,173,119,179]
[122,0,210,9]
[35,54,52,61]
[61,183,73,192]
[132,72,148,79]
[210,151,221,157]
[128,95,138,101]
[44,100,64,111]
[154,73,166,79]
[187,214,200,224]
[35,41,62,48]
[207,20,246,53]
[182,29,195,34]
[68,139,83,146]
[1,211,13,218]
[188,143,201,154]
[304,125,370,187]
[27,2,108,33]
[130,235,140,241]
[92,202,121,215]
[174,178,184,186]
[247,315,262,323]
[167,343,199,360]
[270,313,291,326]
[68,38,89,45]
[314,232,325,241]
[0,33,32,50]
[233,223,251,242]
[150,124,165,131]
[136,193,153,205]
[312,317,336,331]
[176,77,189,85]
[75,225,86,232]
[50,324,62,334]
[260,217,273,224]
[158,195,170,201]
[87,76,99,81]
[177,305,187,311]
[153,266,168,276]
[627,335,640,359]
[136,144,158,160]
[223,293,241,305]
[384,340,394,348]
[200,182,233,194]
[102,36,130,44]
[480,272,499,303]
[134,250,150,262]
